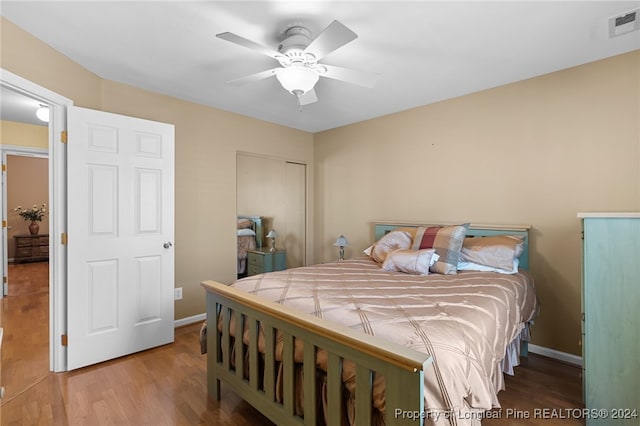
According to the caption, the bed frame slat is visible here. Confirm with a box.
[282,333,295,416]
[235,313,244,380]
[355,365,373,425]
[326,353,343,425]
[248,316,259,390]
[264,325,276,402]
[222,308,231,372]
[207,299,221,400]
[303,343,317,425]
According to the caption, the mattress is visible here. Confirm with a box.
[230,256,539,423]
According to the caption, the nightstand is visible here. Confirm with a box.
[247,247,286,276]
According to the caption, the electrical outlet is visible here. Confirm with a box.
[174,287,183,300]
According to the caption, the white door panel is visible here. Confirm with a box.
[67,106,174,370]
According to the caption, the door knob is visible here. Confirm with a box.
[163,242,173,249]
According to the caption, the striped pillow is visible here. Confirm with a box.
[411,224,469,274]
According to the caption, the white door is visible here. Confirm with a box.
[67,106,174,370]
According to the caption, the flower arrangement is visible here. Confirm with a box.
[14,203,47,222]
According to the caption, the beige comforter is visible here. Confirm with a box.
[230,257,539,424]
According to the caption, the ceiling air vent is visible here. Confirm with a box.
[609,9,640,38]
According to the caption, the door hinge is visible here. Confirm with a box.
[61,334,68,346]
[3,276,6,284]
[61,232,68,245]
[61,130,68,144]
[2,220,6,228]
[1,163,5,172]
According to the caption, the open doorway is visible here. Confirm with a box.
[1,88,51,403]
[1,69,72,373]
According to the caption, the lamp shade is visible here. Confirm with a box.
[36,105,50,123]
[266,230,279,239]
[333,234,350,247]
[275,67,319,95]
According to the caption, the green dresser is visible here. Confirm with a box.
[579,213,640,425]
[246,247,286,276]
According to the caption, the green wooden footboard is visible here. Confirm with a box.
[202,280,433,426]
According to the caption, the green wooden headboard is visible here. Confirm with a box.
[373,222,531,270]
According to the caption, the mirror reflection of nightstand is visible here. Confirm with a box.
[246,247,286,276]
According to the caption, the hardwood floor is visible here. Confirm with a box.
[1,262,584,425]
[1,262,50,410]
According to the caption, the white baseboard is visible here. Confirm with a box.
[174,313,206,328]
[528,343,582,367]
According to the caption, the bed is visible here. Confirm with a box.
[237,216,263,278]
[202,222,539,425]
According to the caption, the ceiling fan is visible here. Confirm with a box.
[216,20,380,106]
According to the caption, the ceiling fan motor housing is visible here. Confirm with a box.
[278,26,313,60]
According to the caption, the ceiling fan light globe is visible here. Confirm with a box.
[276,67,319,95]
[36,105,50,123]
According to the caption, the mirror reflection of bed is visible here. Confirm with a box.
[236,216,263,279]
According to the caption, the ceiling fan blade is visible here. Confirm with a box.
[304,20,357,61]
[216,32,282,61]
[297,88,318,106]
[226,68,278,86]
[320,64,380,88]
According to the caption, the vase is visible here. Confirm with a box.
[28,221,39,235]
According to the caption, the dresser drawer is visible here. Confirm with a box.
[248,253,264,267]
[38,245,49,256]
[38,236,49,245]
[16,238,34,248]
[247,264,262,276]
[16,247,34,258]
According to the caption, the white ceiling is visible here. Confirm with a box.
[1,86,49,127]
[1,1,639,133]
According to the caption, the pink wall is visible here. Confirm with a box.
[6,155,49,259]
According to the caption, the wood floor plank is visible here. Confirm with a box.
[1,262,584,425]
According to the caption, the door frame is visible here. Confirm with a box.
[1,68,73,372]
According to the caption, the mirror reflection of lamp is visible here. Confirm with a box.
[266,229,279,252]
[333,234,350,261]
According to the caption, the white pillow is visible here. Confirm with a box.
[382,249,438,275]
[237,228,256,237]
[457,258,519,274]
[369,231,412,264]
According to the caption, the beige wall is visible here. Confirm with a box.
[1,17,314,320]
[0,120,48,149]
[314,50,640,356]
[3,15,639,356]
